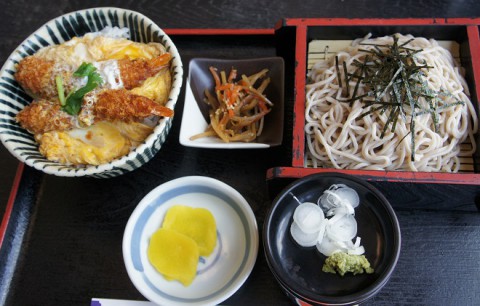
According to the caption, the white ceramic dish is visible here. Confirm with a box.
[179,57,284,149]
[0,7,183,178]
[123,176,259,306]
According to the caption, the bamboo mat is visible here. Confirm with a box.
[305,39,476,172]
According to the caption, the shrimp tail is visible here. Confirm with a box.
[14,53,172,99]
[118,53,172,89]
[16,88,173,134]
[79,89,173,125]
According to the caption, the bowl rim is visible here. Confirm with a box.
[263,172,401,305]
[0,7,183,177]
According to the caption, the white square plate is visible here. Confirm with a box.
[179,57,284,149]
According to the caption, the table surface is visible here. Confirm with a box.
[1,1,480,305]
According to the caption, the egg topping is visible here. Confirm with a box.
[17,27,172,166]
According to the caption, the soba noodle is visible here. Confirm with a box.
[305,34,478,172]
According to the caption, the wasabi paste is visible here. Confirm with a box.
[322,252,374,276]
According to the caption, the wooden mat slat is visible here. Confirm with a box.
[306,39,476,172]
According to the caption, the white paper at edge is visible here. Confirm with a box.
[91,298,156,306]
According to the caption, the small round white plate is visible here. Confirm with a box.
[123,176,259,306]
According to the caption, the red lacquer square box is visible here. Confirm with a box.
[269,18,480,187]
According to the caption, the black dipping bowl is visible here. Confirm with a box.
[263,173,401,305]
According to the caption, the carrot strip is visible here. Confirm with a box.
[190,66,273,143]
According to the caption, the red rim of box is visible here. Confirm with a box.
[270,17,480,185]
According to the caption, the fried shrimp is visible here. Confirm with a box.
[13,26,175,166]
[118,53,171,89]
[79,89,174,125]
[16,89,173,134]
[16,100,76,134]
[15,53,172,99]
[15,57,61,98]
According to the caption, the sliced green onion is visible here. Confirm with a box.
[55,75,66,106]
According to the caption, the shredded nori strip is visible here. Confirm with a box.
[337,34,464,162]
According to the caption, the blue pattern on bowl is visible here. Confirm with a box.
[0,7,183,177]
[129,184,252,303]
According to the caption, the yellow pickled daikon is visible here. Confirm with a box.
[147,228,199,286]
[162,205,217,256]
[147,205,217,286]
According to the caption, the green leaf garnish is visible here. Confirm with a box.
[73,62,97,77]
[61,62,103,116]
